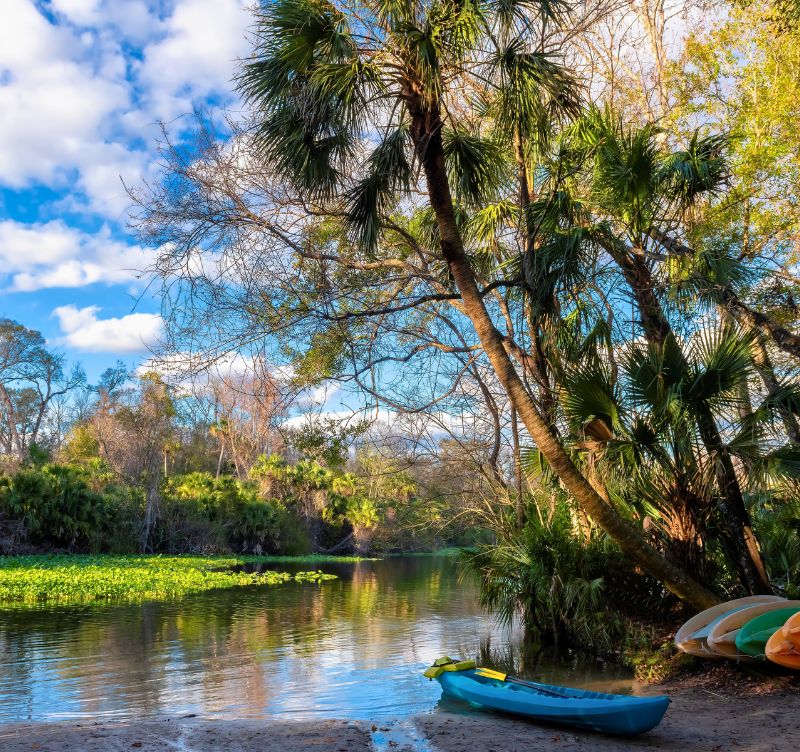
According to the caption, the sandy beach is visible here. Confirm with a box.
[2,677,797,752]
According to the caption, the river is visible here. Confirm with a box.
[0,555,633,722]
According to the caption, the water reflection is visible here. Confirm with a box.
[0,556,633,722]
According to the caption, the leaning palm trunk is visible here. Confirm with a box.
[721,285,800,363]
[406,97,718,610]
[651,230,800,364]
[232,0,720,611]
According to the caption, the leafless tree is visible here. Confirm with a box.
[0,318,85,458]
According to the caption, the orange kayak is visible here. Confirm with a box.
[765,628,800,670]
[783,611,800,651]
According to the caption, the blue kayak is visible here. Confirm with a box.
[430,667,669,735]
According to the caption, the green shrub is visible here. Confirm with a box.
[274,507,312,554]
[0,465,107,548]
[460,499,665,655]
[230,499,280,554]
[161,472,283,554]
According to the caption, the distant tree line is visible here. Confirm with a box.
[0,319,489,555]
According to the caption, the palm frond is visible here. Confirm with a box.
[758,446,800,479]
[467,200,519,250]
[430,0,485,60]
[560,362,620,439]
[686,325,754,406]
[491,40,581,140]
[239,0,364,198]
[659,132,729,207]
[408,203,471,251]
[761,382,800,421]
[523,226,596,316]
[593,123,661,236]
[520,446,553,482]
[625,337,687,414]
[345,124,412,252]
[526,189,586,233]
[250,103,353,199]
[494,0,571,34]
[443,129,510,206]
[374,0,415,27]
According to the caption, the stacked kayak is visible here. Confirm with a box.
[674,595,784,657]
[735,606,800,658]
[423,657,669,735]
[707,600,799,658]
[675,597,800,668]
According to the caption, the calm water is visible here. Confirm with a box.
[0,556,633,722]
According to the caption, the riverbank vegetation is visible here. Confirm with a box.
[0,555,336,605]
[2,0,800,658]
[0,363,484,556]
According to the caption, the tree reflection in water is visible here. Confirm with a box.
[0,556,633,722]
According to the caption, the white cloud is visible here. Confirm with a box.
[0,1,132,190]
[0,0,248,220]
[49,0,103,26]
[282,410,388,431]
[280,408,464,437]
[0,219,151,291]
[53,305,163,353]
[138,0,250,121]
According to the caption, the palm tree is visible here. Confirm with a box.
[237,0,718,607]
[560,323,799,585]
[530,110,773,592]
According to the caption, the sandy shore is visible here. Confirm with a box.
[0,718,374,751]
[416,684,799,751]
[1,682,797,751]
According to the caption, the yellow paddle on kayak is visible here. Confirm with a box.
[474,667,571,698]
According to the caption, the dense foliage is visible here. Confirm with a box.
[0,450,479,556]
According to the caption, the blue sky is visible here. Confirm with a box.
[0,0,252,383]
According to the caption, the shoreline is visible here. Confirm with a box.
[2,680,797,752]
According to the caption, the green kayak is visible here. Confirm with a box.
[735,606,800,658]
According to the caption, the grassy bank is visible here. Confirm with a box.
[0,554,338,605]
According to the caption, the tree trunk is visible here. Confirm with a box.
[721,286,800,362]
[216,440,224,479]
[515,127,557,426]
[141,461,161,553]
[407,98,719,610]
[650,229,800,363]
[511,407,524,527]
[718,306,753,423]
[752,333,800,443]
[613,251,671,346]
[695,410,772,593]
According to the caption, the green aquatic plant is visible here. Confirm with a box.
[237,554,374,563]
[0,555,336,605]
